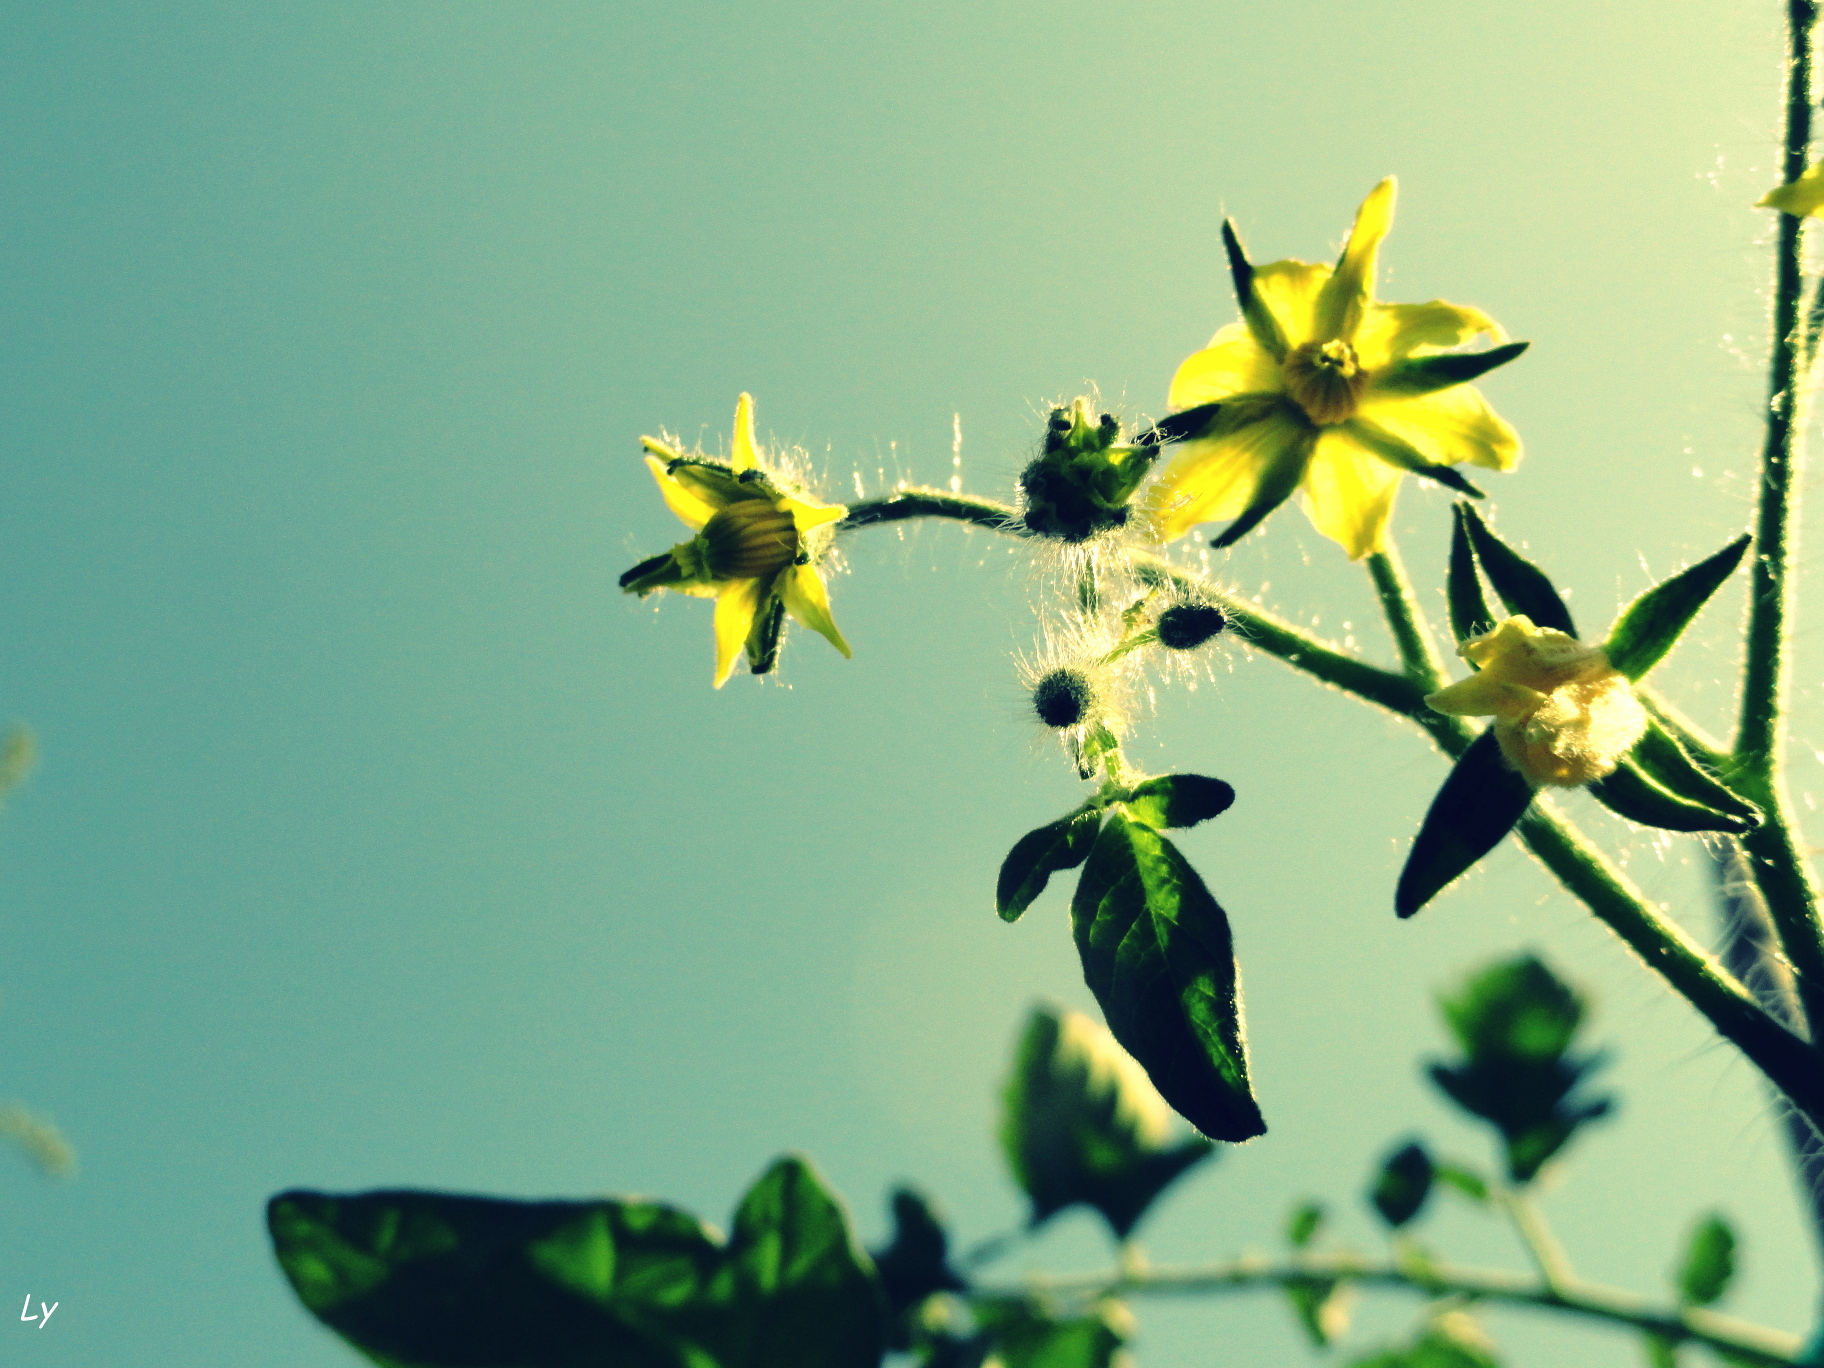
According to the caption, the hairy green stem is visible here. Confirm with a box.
[1366,547,1448,692]
[991,1255,1805,1365]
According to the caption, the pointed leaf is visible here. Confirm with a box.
[1432,1162,1490,1205]
[1675,1212,1737,1307]
[1287,1200,1325,1248]
[1459,505,1576,636]
[1123,774,1236,830]
[1370,1141,1435,1229]
[1396,728,1533,918]
[1447,504,1495,645]
[1070,813,1265,1141]
[1605,535,1752,681]
[1372,342,1530,396]
[1589,757,1757,834]
[1633,723,1761,825]
[871,1188,965,1347]
[998,812,1101,922]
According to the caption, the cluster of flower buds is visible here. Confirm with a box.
[1018,398,1159,543]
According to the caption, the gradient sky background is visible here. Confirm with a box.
[2,3,1822,1365]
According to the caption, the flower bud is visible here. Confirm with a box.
[1019,398,1157,543]
[1157,602,1227,651]
[1031,667,1098,730]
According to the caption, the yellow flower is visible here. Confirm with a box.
[1758,163,1824,218]
[1144,178,1526,559]
[1424,616,1646,787]
[620,393,852,688]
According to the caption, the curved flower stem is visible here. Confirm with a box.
[1366,547,1448,693]
[1497,1187,1574,1293]
[986,1255,1806,1365]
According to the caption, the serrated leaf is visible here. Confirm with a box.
[1374,343,1531,396]
[1458,504,1577,636]
[998,813,1101,922]
[1287,1200,1325,1248]
[1588,757,1757,834]
[1285,1277,1352,1347]
[1123,775,1236,830]
[1070,814,1265,1141]
[1633,722,1761,825]
[1675,1212,1737,1307]
[1447,506,1495,646]
[1605,536,1751,681]
[1370,1141,1435,1229]
[999,1005,1216,1239]
[267,1156,884,1368]
[1396,729,1533,918]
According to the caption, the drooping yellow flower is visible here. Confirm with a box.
[1424,616,1645,787]
[1143,178,1527,559]
[1758,163,1824,218]
[620,393,851,688]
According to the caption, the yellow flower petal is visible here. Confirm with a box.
[1314,177,1396,344]
[1759,162,1824,218]
[1425,674,1546,721]
[782,496,846,532]
[1249,261,1332,351]
[1299,427,1404,560]
[731,392,760,472]
[645,454,717,531]
[1355,385,1520,472]
[711,577,767,688]
[1144,401,1308,542]
[1354,300,1506,372]
[1167,322,1283,410]
[780,562,852,658]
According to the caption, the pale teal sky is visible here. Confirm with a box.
[0,3,1816,1366]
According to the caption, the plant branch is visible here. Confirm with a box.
[1367,546,1448,692]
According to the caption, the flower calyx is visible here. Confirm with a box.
[1019,398,1158,543]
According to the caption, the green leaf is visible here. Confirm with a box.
[1284,1277,1352,1348]
[1588,757,1758,834]
[1396,728,1533,918]
[998,812,1101,922]
[1347,1312,1502,1368]
[268,1156,884,1368]
[973,1298,1131,1368]
[1286,1200,1325,1248]
[1374,342,1531,396]
[1070,813,1266,1142]
[1447,505,1495,646]
[1370,1140,1435,1229]
[1432,1162,1489,1205]
[1457,504,1577,636]
[1642,1331,1680,1368]
[872,1187,965,1348]
[1604,535,1751,681]
[999,1005,1217,1239]
[1675,1212,1737,1306]
[1123,774,1236,830]
[1633,722,1761,825]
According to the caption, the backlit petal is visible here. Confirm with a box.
[780,563,853,658]
[711,577,767,687]
[1759,162,1824,218]
[645,455,716,531]
[730,392,760,472]
[1144,401,1308,542]
[1356,385,1521,472]
[1299,427,1404,560]
[783,496,846,532]
[1249,261,1332,350]
[1315,177,1396,343]
[1167,322,1283,409]
[1355,300,1507,372]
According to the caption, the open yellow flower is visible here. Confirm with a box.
[620,393,852,688]
[1143,178,1527,559]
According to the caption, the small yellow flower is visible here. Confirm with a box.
[1144,178,1526,559]
[1425,616,1646,787]
[1758,163,1824,218]
[620,393,852,688]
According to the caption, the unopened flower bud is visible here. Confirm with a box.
[1031,667,1097,730]
[1157,602,1227,651]
[1019,398,1156,543]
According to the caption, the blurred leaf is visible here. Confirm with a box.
[1396,729,1533,918]
[1432,1162,1489,1205]
[1675,1212,1737,1307]
[1370,1141,1434,1229]
[1428,955,1614,1183]
[1458,504,1577,636]
[1070,813,1265,1142]
[268,1155,884,1368]
[0,727,35,805]
[1447,506,1495,645]
[1604,535,1750,681]
[1286,1200,1325,1248]
[973,1298,1131,1368]
[0,1104,75,1178]
[1348,1311,1501,1368]
[1000,1005,1216,1239]
[872,1187,966,1348]
[1642,1331,1679,1368]
[1588,758,1756,834]
[1632,723,1761,826]
[1122,775,1235,830]
[1285,1278,1353,1348]
[998,812,1101,922]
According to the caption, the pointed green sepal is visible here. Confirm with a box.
[998,812,1102,922]
[1396,728,1534,917]
[1372,342,1530,396]
[620,550,687,595]
[1447,504,1495,645]
[1457,503,1577,636]
[1588,757,1757,834]
[1632,722,1761,826]
[1136,401,1223,449]
[1604,535,1751,681]
[1123,774,1236,830]
[1350,422,1485,497]
[1212,430,1314,549]
[1222,219,1288,360]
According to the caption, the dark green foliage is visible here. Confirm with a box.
[1427,955,1613,1182]
[1285,1277,1352,1348]
[1604,535,1751,681]
[998,813,1100,922]
[267,1156,884,1368]
[1122,774,1236,829]
[1632,723,1760,825]
[1456,504,1576,636]
[969,1299,1131,1368]
[1370,1141,1435,1229]
[1588,758,1758,834]
[1070,812,1265,1141]
[1376,343,1530,397]
[1396,729,1533,917]
[872,1187,965,1349]
[1348,1315,1502,1368]
[1674,1212,1737,1307]
[1286,1200,1325,1248]
[1000,1005,1217,1239]
[1447,506,1495,645]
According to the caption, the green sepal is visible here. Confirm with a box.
[620,549,688,595]
[1395,728,1533,918]
[1070,813,1265,1141]
[1222,219,1288,359]
[1123,774,1236,830]
[267,1156,885,1368]
[1136,401,1223,449]
[1457,503,1577,636]
[1447,503,1496,645]
[1369,1140,1435,1229]
[998,811,1102,922]
[1604,534,1751,681]
[1633,723,1761,826]
[1285,1277,1352,1349]
[1372,342,1530,397]
[1075,723,1121,782]
[1212,427,1315,549]
[1349,420,1486,498]
[745,590,787,675]
[1588,757,1757,834]
[1674,1212,1737,1307]
[1286,1200,1325,1248]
